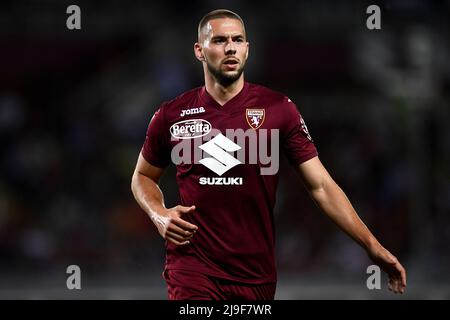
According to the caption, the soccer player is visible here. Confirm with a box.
[131,9,407,300]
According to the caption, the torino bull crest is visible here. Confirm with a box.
[246,108,265,130]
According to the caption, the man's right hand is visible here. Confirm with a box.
[367,244,407,294]
[152,205,198,246]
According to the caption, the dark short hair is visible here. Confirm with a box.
[197,9,246,40]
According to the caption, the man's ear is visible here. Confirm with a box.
[194,43,204,61]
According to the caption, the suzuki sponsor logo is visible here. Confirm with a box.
[197,134,243,185]
[199,177,243,185]
[180,106,205,117]
[170,119,211,139]
[198,133,241,176]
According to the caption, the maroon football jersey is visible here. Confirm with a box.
[141,82,318,284]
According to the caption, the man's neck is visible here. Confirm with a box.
[204,73,245,106]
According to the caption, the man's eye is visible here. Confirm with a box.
[214,39,225,44]
[235,38,244,42]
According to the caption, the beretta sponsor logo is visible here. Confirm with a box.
[170,119,212,139]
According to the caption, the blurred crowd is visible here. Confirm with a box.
[1,0,449,288]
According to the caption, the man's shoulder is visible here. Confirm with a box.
[247,82,291,105]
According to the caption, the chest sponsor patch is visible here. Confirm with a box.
[170,119,212,139]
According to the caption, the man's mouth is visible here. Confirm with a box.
[223,59,239,65]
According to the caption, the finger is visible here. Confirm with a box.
[167,228,194,240]
[394,278,404,294]
[396,278,405,294]
[176,205,196,214]
[167,223,195,237]
[166,236,190,246]
[400,266,407,288]
[172,217,198,232]
[393,264,406,293]
[166,230,191,242]
[392,279,400,293]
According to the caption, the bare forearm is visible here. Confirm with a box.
[298,158,406,293]
[310,178,380,252]
[131,172,166,220]
[130,159,198,245]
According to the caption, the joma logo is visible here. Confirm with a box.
[180,107,205,117]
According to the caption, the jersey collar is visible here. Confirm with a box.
[199,81,249,113]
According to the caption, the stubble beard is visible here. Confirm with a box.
[206,60,246,87]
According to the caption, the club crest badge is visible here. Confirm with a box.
[246,108,265,130]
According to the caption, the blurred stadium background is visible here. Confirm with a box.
[0,0,449,299]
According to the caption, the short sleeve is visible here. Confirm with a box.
[282,99,318,165]
[141,104,171,168]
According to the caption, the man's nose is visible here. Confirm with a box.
[225,39,236,55]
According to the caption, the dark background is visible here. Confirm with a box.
[0,0,449,299]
